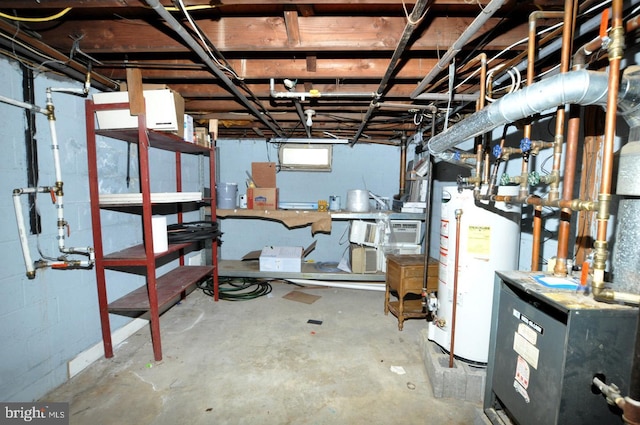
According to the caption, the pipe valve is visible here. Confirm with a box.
[520,137,532,153]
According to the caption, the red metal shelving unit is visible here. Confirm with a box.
[85,99,219,361]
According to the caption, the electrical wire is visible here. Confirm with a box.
[175,0,241,81]
[454,0,613,93]
[0,8,72,23]
[197,277,273,301]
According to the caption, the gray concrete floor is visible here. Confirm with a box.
[43,281,481,424]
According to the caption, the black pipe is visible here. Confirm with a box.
[629,310,640,400]
[351,0,430,145]
[20,64,41,235]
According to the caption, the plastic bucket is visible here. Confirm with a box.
[346,189,370,212]
[216,183,238,209]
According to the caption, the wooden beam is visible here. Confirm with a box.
[2,0,496,9]
[30,16,528,53]
[283,10,301,46]
[125,67,145,115]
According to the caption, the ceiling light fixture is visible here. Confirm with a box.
[304,109,315,127]
[283,78,297,90]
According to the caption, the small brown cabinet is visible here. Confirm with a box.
[384,254,438,330]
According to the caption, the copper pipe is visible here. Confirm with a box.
[555,103,581,276]
[480,54,490,187]
[475,193,596,212]
[449,209,463,369]
[532,204,543,271]
[523,11,565,203]
[554,113,579,274]
[548,1,577,201]
[628,13,640,33]
[592,0,624,290]
[478,53,487,110]
[478,53,489,187]
[431,53,487,98]
[573,36,604,70]
[399,132,407,196]
[483,151,491,185]
[475,144,483,193]
[550,0,578,276]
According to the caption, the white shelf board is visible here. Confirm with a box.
[99,192,202,206]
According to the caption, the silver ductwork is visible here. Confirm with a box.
[416,69,640,175]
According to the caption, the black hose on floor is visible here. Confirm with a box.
[198,277,272,301]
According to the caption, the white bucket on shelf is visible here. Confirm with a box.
[346,189,370,212]
[216,182,238,209]
[151,215,168,253]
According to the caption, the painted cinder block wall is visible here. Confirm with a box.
[0,57,201,401]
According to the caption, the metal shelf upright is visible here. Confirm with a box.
[85,99,219,361]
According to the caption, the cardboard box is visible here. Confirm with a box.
[242,242,316,273]
[247,162,278,209]
[251,162,277,187]
[247,187,278,210]
[183,114,194,142]
[93,89,185,137]
[194,127,209,147]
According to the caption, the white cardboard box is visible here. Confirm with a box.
[93,89,185,137]
[260,246,304,272]
[242,241,316,273]
[183,114,194,142]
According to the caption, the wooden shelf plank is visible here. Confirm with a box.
[219,259,386,282]
[108,265,213,312]
[386,299,429,319]
[96,128,211,155]
[103,242,193,266]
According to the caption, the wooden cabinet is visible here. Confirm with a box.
[384,254,438,330]
[85,100,219,361]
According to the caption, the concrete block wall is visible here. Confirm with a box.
[215,140,403,262]
[0,57,202,401]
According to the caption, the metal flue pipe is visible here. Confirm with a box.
[145,0,284,138]
[416,69,640,168]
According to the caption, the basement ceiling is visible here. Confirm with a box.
[0,1,605,144]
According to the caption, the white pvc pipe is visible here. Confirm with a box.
[47,96,63,184]
[44,94,68,253]
[5,89,95,278]
[285,278,386,291]
[0,93,47,115]
[269,78,376,100]
[13,189,36,278]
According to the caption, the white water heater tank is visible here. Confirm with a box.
[428,185,520,364]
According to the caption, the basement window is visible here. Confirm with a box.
[278,144,332,171]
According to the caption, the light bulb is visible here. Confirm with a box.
[304,109,315,127]
[283,79,297,90]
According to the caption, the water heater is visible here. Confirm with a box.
[428,185,521,363]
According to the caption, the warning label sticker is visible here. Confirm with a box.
[515,355,530,389]
[513,331,539,370]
